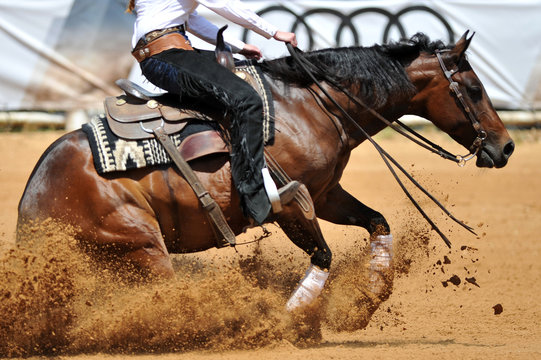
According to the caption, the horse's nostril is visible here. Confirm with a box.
[503,139,515,158]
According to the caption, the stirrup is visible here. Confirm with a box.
[278,181,301,206]
[262,168,300,213]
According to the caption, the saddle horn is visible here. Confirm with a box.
[215,25,235,72]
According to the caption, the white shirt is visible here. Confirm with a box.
[132,0,279,52]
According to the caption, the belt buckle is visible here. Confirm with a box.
[145,29,163,43]
[143,26,184,45]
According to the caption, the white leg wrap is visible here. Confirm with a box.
[261,167,282,213]
[369,234,393,294]
[286,264,329,312]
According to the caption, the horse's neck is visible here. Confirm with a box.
[269,73,413,151]
[402,54,439,117]
[267,74,415,196]
[334,87,412,149]
[269,81,351,161]
[290,83,351,141]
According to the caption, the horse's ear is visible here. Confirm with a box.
[450,30,474,60]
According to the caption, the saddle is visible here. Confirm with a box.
[100,64,273,249]
[105,81,228,162]
[105,80,210,140]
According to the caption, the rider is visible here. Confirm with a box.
[127,0,300,225]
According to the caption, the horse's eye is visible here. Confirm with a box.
[467,86,483,102]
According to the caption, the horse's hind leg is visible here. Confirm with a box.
[315,184,393,297]
[276,184,332,311]
[88,211,175,280]
[122,241,175,279]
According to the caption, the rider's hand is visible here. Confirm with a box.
[273,31,298,47]
[239,44,262,60]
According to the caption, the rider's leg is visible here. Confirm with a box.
[140,48,298,224]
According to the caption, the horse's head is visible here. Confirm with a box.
[407,32,514,168]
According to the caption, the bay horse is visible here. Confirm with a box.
[17,32,514,311]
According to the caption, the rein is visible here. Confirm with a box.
[285,43,477,247]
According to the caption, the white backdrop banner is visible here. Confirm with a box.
[1,1,541,110]
[0,0,133,110]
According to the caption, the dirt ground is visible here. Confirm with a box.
[0,129,540,359]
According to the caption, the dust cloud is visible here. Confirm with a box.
[1,217,435,357]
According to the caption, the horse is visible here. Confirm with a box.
[17,32,514,311]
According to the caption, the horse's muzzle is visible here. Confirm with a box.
[476,138,515,168]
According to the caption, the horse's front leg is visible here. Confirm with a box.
[276,184,332,311]
[316,184,394,297]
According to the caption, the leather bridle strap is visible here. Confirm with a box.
[435,49,487,165]
[286,43,477,247]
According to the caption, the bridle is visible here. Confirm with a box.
[435,49,487,166]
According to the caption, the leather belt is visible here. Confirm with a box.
[143,25,185,44]
[132,32,193,62]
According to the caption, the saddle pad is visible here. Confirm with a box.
[82,115,222,174]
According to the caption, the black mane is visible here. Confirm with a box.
[260,33,449,108]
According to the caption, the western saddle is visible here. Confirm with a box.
[106,78,235,247]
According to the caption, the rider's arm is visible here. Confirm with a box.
[186,11,246,52]
[196,0,278,39]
